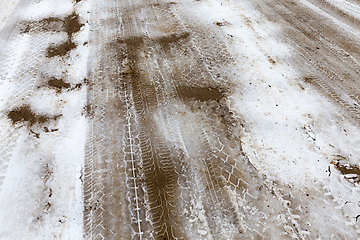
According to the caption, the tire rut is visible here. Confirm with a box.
[83,1,304,239]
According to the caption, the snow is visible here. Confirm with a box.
[0,0,21,32]
[19,0,74,21]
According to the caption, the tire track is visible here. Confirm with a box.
[0,0,359,239]
[145,5,250,238]
[83,1,132,239]
[222,0,360,237]
[233,0,360,121]
[82,0,360,239]
[269,0,360,119]
[84,2,185,239]
[148,3,301,239]
[312,0,360,26]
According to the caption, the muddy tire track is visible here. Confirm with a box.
[83,1,303,239]
[83,1,130,239]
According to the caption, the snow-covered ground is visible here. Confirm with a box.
[0,0,360,239]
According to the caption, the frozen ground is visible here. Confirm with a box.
[0,0,360,239]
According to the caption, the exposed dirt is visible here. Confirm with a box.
[4,0,359,239]
[47,40,77,57]
[45,13,84,57]
[18,12,84,57]
[20,12,83,36]
[63,13,84,37]
[119,35,184,239]
[8,105,61,132]
[82,2,294,239]
[157,32,190,45]
[8,105,50,126]
[332,156,360,183]
[177,86,223,102]
[47,77,71,91]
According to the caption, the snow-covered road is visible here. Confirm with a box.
[0,0,360,239]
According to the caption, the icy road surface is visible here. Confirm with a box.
[1,0,360,239]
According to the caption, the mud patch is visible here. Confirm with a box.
[118,36,185,239]
[63,13,84,36]
[39,77,82,92]
[20,12,83,35]
[47,77,71,91]
[178,86,223,102]
[9,106,49,126]
[332,156,360,183]
[45,13,84,57]
[47,39,77,57]
[8,105,61,126]
[19,12,84,57]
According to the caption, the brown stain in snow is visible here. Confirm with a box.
[19,12,83,57]
[46,13,84,57]
[332,156,360,183]
[120,36,184,239]
[177,86,223,102]
[47,77,71,91]
[8,105,61,127]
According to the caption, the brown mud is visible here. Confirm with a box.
[47,40,77,57]
[47,77,71,91]
[81,0,360,239]
[83,1,291,238]
[27,12,84,57]
[332,156,360,183]
[157,32,190,45]
[45,12,83,57]
[177,86,223,102]
[8,105,59,126]
[121,36,184,239]
[0,0,359,238]
[20,12,83,36]
[82,2,249,237]
[20,17,64,34]
[8,105,61,140]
